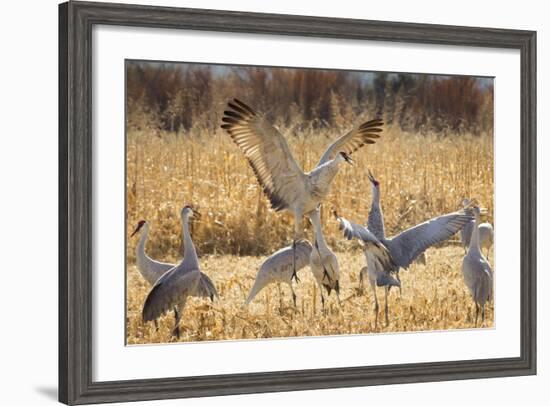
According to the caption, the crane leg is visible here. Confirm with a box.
[154,319,159,332]
[172,307,181,339]
[290,284,297,308]
[315,238,332,283]
[371,281,379,330]
[481,304,486,324]
[396,272,402,296]
[384,286,389,327]
[359,271,364,294]
[291,240,300,283]
[277,283,284,313]
[474,303,479,327]
[291,216,303,283]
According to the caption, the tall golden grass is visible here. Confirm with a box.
[126,126,493,260]
[126,124,494,344]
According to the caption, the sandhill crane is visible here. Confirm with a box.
[246,240,312,308]
[462,206,493,326]
[460,199,494,257]
[358,253,427,294]
[309,207,341,310]
[334,211,399,327]
[131,220,181,330]
[358,254,425,294]
[141,205,216,338]
[131,220,174,285]
[333,202,473,326]
[221,99,382,280]
[131,220,218,302]
[365,169,426,270]
[367,170,473,286]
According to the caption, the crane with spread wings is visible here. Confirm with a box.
[221,98,383,281]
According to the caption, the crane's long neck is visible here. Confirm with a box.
[310,210,328,253]
[468,214,482,254]
[368,185,385,240]
[135,223,159,284]
[136,223,149,265]
[182,215,199,269]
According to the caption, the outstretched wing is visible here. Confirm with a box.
[142,268,201,322]
[316,119,383,167]
[334,213,395,271]
[386,210,474,268]
[221,99,306,211]
[336,214,381,245]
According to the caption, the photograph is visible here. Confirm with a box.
[125,60,495,345]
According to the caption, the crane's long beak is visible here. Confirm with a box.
[131,222,144,237]
[193,210,202,220]
[367,169,377,184]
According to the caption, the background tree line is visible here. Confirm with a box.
[126,61,493,136]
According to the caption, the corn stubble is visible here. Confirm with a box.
[126,126,494,344]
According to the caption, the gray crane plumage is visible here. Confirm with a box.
[335,211,399,327]
[132,220,175,286]
[462,206,493,326]
[334,177,474,326]
[366,172,472,270]
[366,171,386,240]
[309,208,341,309]
[142,268,201,328]
[460,220,494,256]
[460,199,494,256]
[384,212,474,268]
[221,99,383,279]
[141,206,215,338]
[132,220,218,301]
[246,240,312,307]
[340,207,473,270]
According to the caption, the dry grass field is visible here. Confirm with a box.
[126,247,494,344]
[126,126,494,344]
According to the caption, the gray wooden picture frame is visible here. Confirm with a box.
[59,1,537,404]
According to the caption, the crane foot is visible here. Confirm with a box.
[172,326,180,339]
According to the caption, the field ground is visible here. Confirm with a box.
[126,245,494,344]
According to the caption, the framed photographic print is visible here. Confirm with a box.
[59,1,536,404]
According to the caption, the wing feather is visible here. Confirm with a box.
[222,99,306,211]
[334,213,396,271]
[317,119,383,166]
[386,210,474,268]
[196,272,219,301]
[263,239,313,271]
[142,268,201,322]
